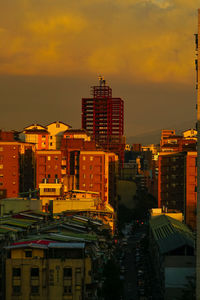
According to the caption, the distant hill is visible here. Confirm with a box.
[127,120,196,145]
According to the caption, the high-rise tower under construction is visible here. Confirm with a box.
[82,77,125,163]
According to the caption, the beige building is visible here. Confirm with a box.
[182,129,197,140]
[46,121,71,150]
[5,242,92,300]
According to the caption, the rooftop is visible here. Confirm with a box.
[149,215,195,254]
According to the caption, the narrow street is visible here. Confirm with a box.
[118,223,153,300]
[123,238,138,300]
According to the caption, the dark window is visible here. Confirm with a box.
[12,285,21,294]
[31,286,39,294]
[50,142,52,146]
[31,268,39,277]
[44,188,56,192]
[12,268,21,277]
[63,286,72,294]
[25,250,32,257]
[48,174,51,178]
[55,174,58,178]
[63,268,72,277]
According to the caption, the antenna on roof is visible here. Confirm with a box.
[98,75,106,87]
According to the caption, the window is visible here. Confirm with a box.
[12,285,21,295]
[54,156,58,160]
[63,286,72,294]
[50,136,53,139]
[90,156,93,161]
[48,156,51,161]
[63,268,72,277]
[25,250,32,258]
[0,165,3,169]
[13,155,16,158]
[82,183,86,187]
[90,165,93,170]
[13,268,21,277]
[0,183,3,186]
[90,184,93,188]
[63,268,72,295]
[83,165,86,170]
[56,123,60,128]
[42,135,46,138]
[50,142,52,146]
[13,182,16,185]
[83,174,85,179]
[48,174,51,178]
[31,286,39,295]
[90,174,93,179]
[31,268,39,277]
[0,174,3,178]
[44,188,56,193]
[83,156,86,161]
[0,147,3,151]
[75,268,81,290]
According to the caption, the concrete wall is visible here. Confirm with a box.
[0,198,41,216]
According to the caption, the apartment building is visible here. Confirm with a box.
[79,151,118,208]
[36,150,62,188]
[158,151,197,230]
[5,242,92,300]
[23,124,49,150]
[46,121,71,150]
[0,141,35,199]
[82,78,125,163]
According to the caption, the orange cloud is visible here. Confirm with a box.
[0,0,198,83]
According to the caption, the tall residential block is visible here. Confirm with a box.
[79,150,118,208]
[82,77,125,163]
[0,141,36,199]
[158,151,197,230]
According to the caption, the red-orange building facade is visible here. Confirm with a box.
[82,79,125,163]
[158,151,197,230]
[36,150,62,187]
[0,142,35,199]
[23,124,49,150]
[79,151,118,208]
[185,152,197,230]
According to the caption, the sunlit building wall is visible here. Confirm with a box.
[46,121,71,150]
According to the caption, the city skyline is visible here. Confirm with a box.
[0,0,198,136]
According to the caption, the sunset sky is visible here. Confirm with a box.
[0,0,199,137]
